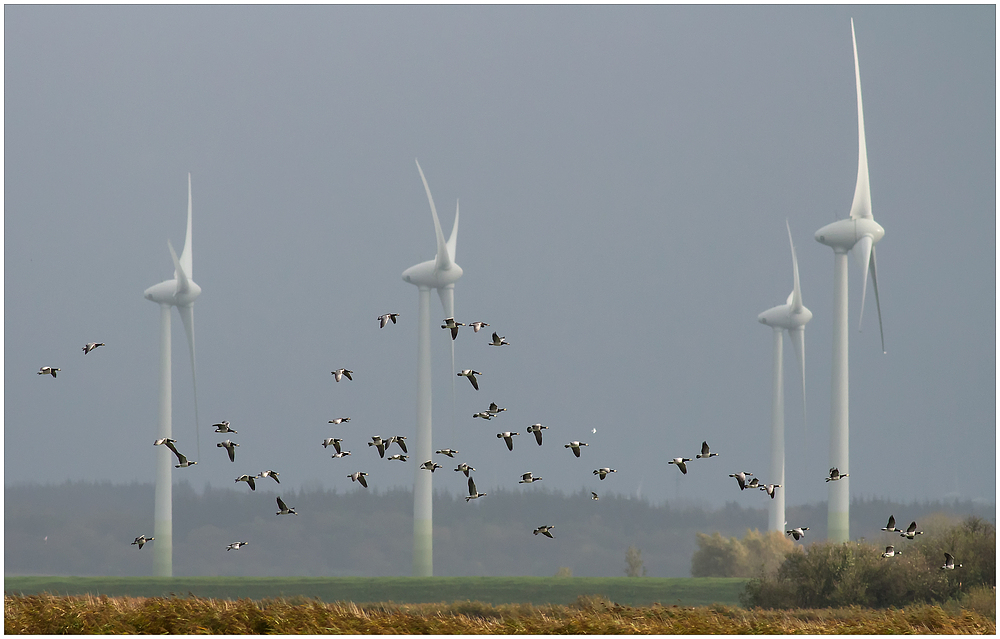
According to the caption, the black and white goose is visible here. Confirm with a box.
[328,417,351,425]
[881,545,899,558]
[331,451,352,458]
[497,431,519,451]
[257,470,280,484]
[565,441,589,457]
[378,313,400,328]
[533,525,555,538]
[322,438,344,452]
[519,472,542,484]
[420,460,443,472]
[746,477,760,490]
[696,441,719,459]
[387,436,408,454]
[387,454,408,462]
[37,366,60,378]
[153,437,176,447]
[82,342,105,354]
[275,496,297,515]
[729,471,754,490]
[163,441,197,468]
[760,484,782,499]
[469,321,490,333]
[236,474,256,491]
[785,526,809,541]
[900,521,923,540]
[941,552,962,570]
[368,436,387,458]
[488,332,510,346]
[331,368,354,382]
[441,317,465,340]
[436,448,459,457]
[454,463,476,477]
[593,468,617,480]
[669,457,693,474]
[825,467,849,482]
[217,439,239,462]
[458,369,482,390]
[227,541,249,551]
[526,424,548,446]
[465,476,487,501]
[213,421,237,434]
[472,411,494,420]
[131,535,154,549]
[881,515,901,533]
[487,402,507,416]
[591,492,599,500]
[349,471,368,487]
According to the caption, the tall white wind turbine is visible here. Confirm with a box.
[143,174,202,577]
[814,19,885,543]
[401,159,462,577]
[758,221,812,533]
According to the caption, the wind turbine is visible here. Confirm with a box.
[143,174,202,577]
[401,159,462,576]
[814,19,886,543]
[758,221,812,533]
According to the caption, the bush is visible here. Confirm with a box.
[692,529,798,578]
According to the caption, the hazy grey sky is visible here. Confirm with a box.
[5,5,995,511]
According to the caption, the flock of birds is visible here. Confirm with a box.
[41,331,962,571]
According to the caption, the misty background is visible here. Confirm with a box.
[5,4,995,533]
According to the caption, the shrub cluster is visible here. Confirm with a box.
[740,516,995,609]
[691,529,799,578]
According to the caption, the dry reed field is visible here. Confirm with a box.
[4,593,995,634]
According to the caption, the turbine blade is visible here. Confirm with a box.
[870,246,885,353]
[446,200,459,263]
[168,240,190,295]
[787,220,803,312]
[415,159,452,272]
[789,327,807,427]
[180,173,194,279]
[177,304,201,462]
[849,18,873,221]
[855,234,873,330]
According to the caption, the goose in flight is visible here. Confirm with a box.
[469,321,490,333]
[746,477,761,490]
[213,421,237,434]
[217,439,239,462]
[760,484,782,499]
[387,436,408,454]
[465,476,487,501]
[37,366,60,378]
[331,451,352,458]
[275,496,297,515]
[82,342,105,354]
[593,468,617,480]
[826,467,849,482]
[669,457,693,475]
[328,417,351,425]
[941,552,962,570]
[533,525,555,538]
[441,317,465,340]
[387,454,408,462]
[435,448,459,457]
[378,313,400,328]
[420,460,443,472]
[487,402,507,415]
[591,492,599,500]
[163,441,196,468]
[349,471,369,487]
[131,535,154,549]
[153,438,176,447]
[473,411,494,420]
[497,431,519,451]
[322,438,344,452]
[785,526,809,541]
[881,515,901,533]
[236,474,256,491]
[368,436,388,458]
[227,541,249,551]
[488,332,510,347]
[729,471,754,490]
[257,470,280,484]
[519,472,542,484]
[565,441,589,457]
[331,368,354,382]
[900,521,923,540]
[527,424,548,446]
[458,369,482,390]
[454,463,476,477]
[696,441,719,459]
[881,545,899,558]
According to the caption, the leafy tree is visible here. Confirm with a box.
[691,529,797,578]
[624,545,647,577]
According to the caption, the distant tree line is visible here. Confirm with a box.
[5,480,993,579]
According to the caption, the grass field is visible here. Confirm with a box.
[5,576,747,607]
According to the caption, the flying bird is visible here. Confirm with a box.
[565,441,589,457]
[227,541,249,551]
[941,552,961,570]
[368,436,387,458]
[527,423,548,446]
[591,492,599,500]
[488,332,510,346]
[257,470,280,484]
[472,411,494,420]
[275,496,297,515]
[420,460,443,472]
[881,545,899,558]
[322,438,344,452]
[349,471,369,487]
[594,468,617,480]
[760,484,782,499]
[669,458,693,474]
[487,402,507,415]
[163,441,196,468]
[785,527,810,541]
[217,439,239,462]
[331,451,352,458]
[729,471,754,490]
[696,441,719,459]
[235,474,256,491]
[465,476,487,501]
[519,472,542,484]
[82,342,105,354]
[213,421,237,434]
[497,431,519,451]
[900,521,924,540]
[37,366,60,378]
[746,477,761,490]
[153,438,176,447]
[331,368,354,382]
[387,454,408,462]
[454,463,476,477]
[441,317,465,340]
[826,467,849,482]
[387,436,408,453]
[131,535,154,549]
[881,515,901,533]
[378,313,400,328]
[468,321,490,333]
[533,525,555,538]
[435,448,459,457]
[458,369,482,390]
[328,417,351,425]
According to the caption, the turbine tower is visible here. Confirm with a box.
[143,174,202,576]
[758,221,812,533]
[814,19,885,543]
[401,159,462,576]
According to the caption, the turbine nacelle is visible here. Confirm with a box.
[758,303,813,331]
[814,218,884,253]
[402,259,463,289]
[144,279,202,306]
